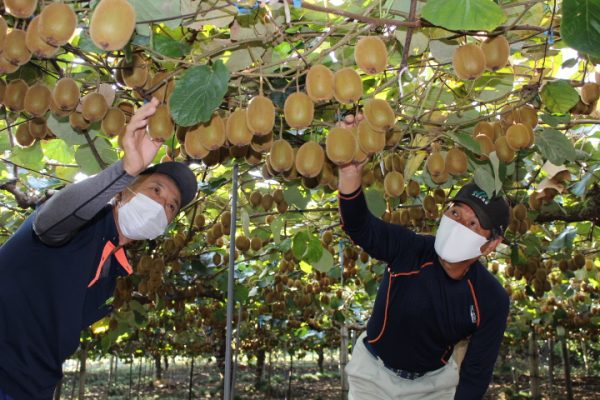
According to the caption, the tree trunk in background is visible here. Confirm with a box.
[317,346,324,374]
[255,349,265,388]
[509,347,519,393]
[217,328,227,399]
[267,351,272,390]
[53,378,62,400]
[548,338,555,398]
[286,353,294,400]
[137,358,143,400]
[340,326,349,400]
[529,330,541,399]
[188,358,195,400]
[78,343,88,400]
[560,335,573,400]
[153,354,162,380]
[580,340,589,375]
[164,356,169,372]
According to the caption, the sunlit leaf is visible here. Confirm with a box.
[421,0,506,31]
[561,0,600,57]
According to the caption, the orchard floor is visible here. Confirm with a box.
[59,358,599,400]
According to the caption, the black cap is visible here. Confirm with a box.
[451,182,510,237]
[140,162,197,208]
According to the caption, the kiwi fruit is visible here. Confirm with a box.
[452,43,486,80]
[122,53,149,89]
[513,204,527,220]
[245,146,262,165]
[0,56,19,74]
[284,91,314,129]
[475,134,494,158]
[246,95,275,136]
[295,141,325,178]
[101,107,126,136]
[23,83,51,117]
[384,153,404,173]
[249,191,262,208]
[407,180,420,197]
[363,98,395,132]
[90,0,136,51]
[581,82,600,105]
[422,111,447,132]
[3,79,28,111]
[491,121,505,138]
[513,105,538,129]
[250,237,262,252]
[229,144,248,159]
[69,111,90,131]
[480,36,509,71]
[49,95,71,118]
[426,149,445,177]
[357,119,385,155]
[28,117,47,139]
[333,67,363,104]
[261,194,274,211]
[433,188,446,204]
[52,78,80,112]
[431,169,449,185]
[149,71,174,103]
[3,29,31,66]
[5,0,38,19]
[15,123,35,147]
[0,78,8,103]
[423,195,437,213]
[269,139,295,173]
[226,108,253,146]
[354,36,388,75]
[528,192,542,211]
[506,123,531,151]
[184,127,210,159]
[473,121,495,141]
[38,3,77,46]
[146,104,173,140]
[445,147,468,175]
[235,235,250,252]
[250,131,273,153]
[306,64,334,102]
[385,128,404,148]
[0,16,6,48]
[194,113,226,150]
[325,127,356,165]
[25,16,59,59]
[352,129,369,164]
[494,135,515,163]
[383,171,405,198]
[82,92,108,122]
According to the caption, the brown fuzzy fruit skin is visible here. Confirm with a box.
[495,135,516,163]
[38,3,77,46]
[28,118,48,139]
[190,113,225,150]
[306,64,334,102]
[506,123,531,151]
[226,108,253,146]
[69,111,90,131]
[364,98,395,132]
[15,123,35,147]
[295,141,325,178]
[475,134,495,159]
[250,132,273,154]
[333,67,363,104]
[480,36,510,71]
[0,56,19,74]
[326,127,357,165]
[184,127,210,159]
[246,95,275,136]
[25,16,59,59]
[0,16,7,50]
[514,105,538,129]
[82,92,109,122]
[0,79,7,104]
[269,139,295,173]
[5,0,38,19]
[147,104,174,141]
[383,171,405,198]
[357,119,385,155]
[149,71,174,103]
[24,83,51,117]
[407,180,420,197]
[354,36,388,75]
[284,91,314,129]
[426,151,445,177]
[452,44,486,80]
[101,107,126,136]
[52,78,80,111]
[122,53,149,89]
[89,0,136,51]
[3,79,29,112]
[3,29,32,66]
[581,82,600,105]
[473,121,495,141]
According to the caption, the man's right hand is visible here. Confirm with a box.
[337,113,367,194]
[121,97,161,176]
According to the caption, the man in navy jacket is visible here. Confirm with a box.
[0,98,197,400]
[338,114,510,400]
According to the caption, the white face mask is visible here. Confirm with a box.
[117,192,168,240]
[434,215,488,263]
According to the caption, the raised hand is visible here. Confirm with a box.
[121,97,162,176]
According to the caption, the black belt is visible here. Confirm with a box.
[362,337,427,380]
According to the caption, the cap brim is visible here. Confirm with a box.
[451,198,493,231]
[140,162,197,208]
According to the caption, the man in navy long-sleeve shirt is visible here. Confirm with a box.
[338,115,510,400]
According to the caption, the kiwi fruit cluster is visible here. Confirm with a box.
[571,82,600,115]
[507,203,531,235]
[247,188,289,214]
[452,35,510,80]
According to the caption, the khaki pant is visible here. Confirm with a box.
[346,332,463,400]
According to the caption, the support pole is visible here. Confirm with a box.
[223,163,239,400]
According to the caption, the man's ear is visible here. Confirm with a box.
[481,236,503,256]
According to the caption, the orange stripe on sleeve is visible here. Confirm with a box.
[368,270,393,344]
[338,189,362,201]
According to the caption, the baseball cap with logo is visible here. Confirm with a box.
[140,162,197,208]
[450,182,510,237]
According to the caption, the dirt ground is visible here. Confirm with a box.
[58,358,599,399]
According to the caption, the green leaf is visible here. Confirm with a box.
[241,208,251,237]
[313,249,334,273]
[74,137,118,175]
[292,230,310,260]
[270,217,284,244]
[11,141,44,171]
[540,113,571,127]
[448,131,482,155]
[130,0,182,36]
[535,128,577,166]
[488,152,502,195]
[47,115,97,146]
[283,184,310,209]
[540,80,580,114]
[421,0,505,32]
[364,187,386,218]
[570,164,600,197]
[42,140,75,164]
[304,237,324,264]
[152,33,191,58]
[299,260,313,274]
[77,32,104,54]
[561,0,600,57]
[169,61,230,127]
[473,165,495,198]
[548,226,577,252]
